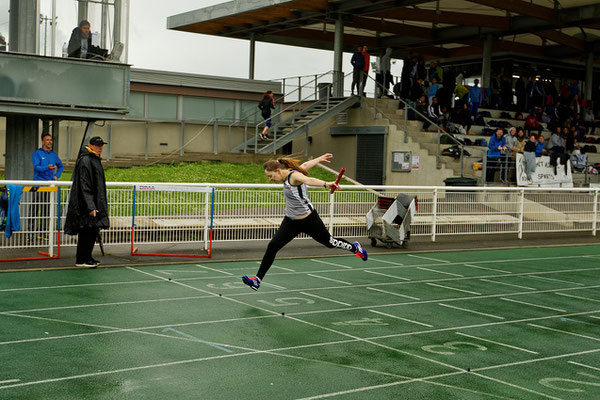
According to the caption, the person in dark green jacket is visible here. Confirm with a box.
[64,136,109,267]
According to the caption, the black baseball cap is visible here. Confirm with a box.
[89,136,108,145]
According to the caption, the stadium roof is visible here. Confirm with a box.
[167,0,600,63]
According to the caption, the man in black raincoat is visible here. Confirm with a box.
[67,20,107,59]
[64,136,109,267]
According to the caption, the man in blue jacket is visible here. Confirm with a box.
[468,79,483,122]
[486,127,507,183]
[31,132,63,238]
[350,45,364,95]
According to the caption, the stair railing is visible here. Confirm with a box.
[252,71,353,154]
[363,74,469,178]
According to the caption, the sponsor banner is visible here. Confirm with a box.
[516,154,572,187]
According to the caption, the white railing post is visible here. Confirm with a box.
[518,189,525,239]
[204,189,210,250]
[432,188,438,242]
[593,189,598,236]
[48,187,56,257]
[329,191,335,234]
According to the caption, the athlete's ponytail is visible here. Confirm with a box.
[263,156,309,176]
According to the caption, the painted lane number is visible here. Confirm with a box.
[421,341,488,355]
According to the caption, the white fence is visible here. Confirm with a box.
[1,180,598,259]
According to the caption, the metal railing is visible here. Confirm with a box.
[248,71,353,154]
[1,180,599,260]
[362,74,474,178]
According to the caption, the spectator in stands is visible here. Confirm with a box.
[428,60,443,83]
[486,127,507,183]
[30,132,64,238]
[64,136,109,268]
[411,77,425,102]
[361,45,371,96]
[416,57,427,81]
[524,110,543,137]
[350,45,364,96]
[536,135,546,157]
[570,94,582,116]
[427,96,444,128]
[515,76,526,112]
[468,79,482,122]
[490,73,501,109]
[428,76,440,105]
[514,128,526,155]
[505,127,517,182]
[416,95,431,130]
[67,20,107,59]
[399,55,415,99]
[258,91,276,140]
[452,102,472,134]
[566,125,576,154]
[500,75,513,109]
[583,108,599,135]
[453,83,469,107]
[523,135,538,180]
[548,127,565,153]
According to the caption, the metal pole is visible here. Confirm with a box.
[298,76,302,103]
[328,192,335,234]
[114,0,122,47]
[204,190,210,250]
[314,74,318,100]
[78,0,88,25]
[272,126,277,155]
[436,127,441,169]
[180,122,185,156]
[305,125,309,156]
[518,189,525,239]
[213,119,218,155]
[48,188,56,257]
[107,123,112,161]
[432,188,438,242]
[593,189,598,236]
[249,33,255,79]
[333,14,344,97]
[51,0,56,56]
[101,0,108,49]
[585,52,594,101]
[144,122,149,161]
[404,102,408,143]
[482,152,487,186]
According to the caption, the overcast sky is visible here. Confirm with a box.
[0,0,401,83]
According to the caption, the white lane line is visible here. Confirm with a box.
[369,257,404,266]
[464,264,511,274]
[271,265,296,272]
[417,267,463,277]
[161,327,232,353]
[0,279,160,292]
[307,274,352,285]
[426,283,481,296]
[568,361,600,372]
[591,316,600,320]
[366,287,420,300]
[480,279,536,291]
[365,270,410,281]
[408,254,451,263]
[455,332,538,354]
[300,292,351,307]
[195,264,232,275]
[0,380,20,384]
[465,374,563,400]
[528,323,600,342]
[369,309,433,327]
[555,292,600,303]
[261,282,286,290]
[501,297,566,313]
[155,270,207,275]
[525,275,584,286]
[310,259,353,269]
[438,303,505,320]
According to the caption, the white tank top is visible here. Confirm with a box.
[283,171,314,219]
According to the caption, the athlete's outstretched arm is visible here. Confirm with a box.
[301,153,332,171]
[290,169,340,192]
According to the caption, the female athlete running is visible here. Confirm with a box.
[242,153,368,291]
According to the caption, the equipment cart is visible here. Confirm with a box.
[366,194,417,249]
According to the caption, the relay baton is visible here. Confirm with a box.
[330,168,346,194]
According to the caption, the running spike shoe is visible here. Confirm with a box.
[242,275,261,291]
[354,241,368,261]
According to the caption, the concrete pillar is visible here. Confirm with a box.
[585,52,594,101]
[333,15,344,97]
[481,34,493,92]
[52,119,60,156]
[101,0,108,48]
[6,0,39,180]
[5,116,38,180]
[78,1,89,24]
[8,0,39,54]
[249,33,255,79]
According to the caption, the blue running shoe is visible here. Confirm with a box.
[242,275,261,291]
[354,241,368,261]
